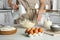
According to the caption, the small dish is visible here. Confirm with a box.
[50,25,60,31]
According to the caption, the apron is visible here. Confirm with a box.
[18,0,39,20]
[13,0,39,24]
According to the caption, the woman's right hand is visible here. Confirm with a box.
[12,4,18,10]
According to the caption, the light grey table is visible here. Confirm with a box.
[0,28,60,40]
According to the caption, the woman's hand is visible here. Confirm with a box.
[8,0,18,10]
[36,10,42,21]
[12,4,18,10]
[36,10,46,21]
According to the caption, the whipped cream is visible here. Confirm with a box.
[21,19,35,28]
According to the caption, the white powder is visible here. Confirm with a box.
[53,25,60,27]
[0,26,16,31]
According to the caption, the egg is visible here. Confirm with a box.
[25,27,44,37]
[38,28,43,33]
[34,29,38,34]
[25,28,31,34]
[28,30,34,35]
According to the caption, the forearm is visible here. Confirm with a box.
[36,0,45,21]
[8,0,12,7]
[39,0,45,13]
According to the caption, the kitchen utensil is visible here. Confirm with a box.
[50,25,60,31]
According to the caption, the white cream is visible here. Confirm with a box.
[44,20,52,29]
[21,19,35,28]
[0,26,16,31]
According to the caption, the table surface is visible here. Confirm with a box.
[0,28,60,40]
[0,11,60,40]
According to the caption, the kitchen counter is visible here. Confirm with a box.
[0,10,60,40]
[0,28,60,40]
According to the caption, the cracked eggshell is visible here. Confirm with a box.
[38,32,43,36]
[33,33,37,37]
[38,32,41,36]
[29,34,33,37]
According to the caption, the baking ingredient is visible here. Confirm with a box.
[25,27,43,37]
[44,20,52,29]
[0,26,16,31]
[20,19,35,28]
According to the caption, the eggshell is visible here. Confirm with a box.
[34,33,38,37]
[38,32,41,36]
[29,34,33,37]
[33,33,36,37]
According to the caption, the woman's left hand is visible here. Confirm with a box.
[36,10,46,21]
[36,10,42,21]
[36,13,42,22]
